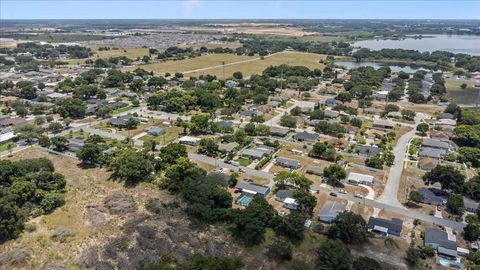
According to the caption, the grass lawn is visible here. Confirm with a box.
[237,157,253,167]
[139,126,184,145]
[445,79,479,105]
[65,47,149,65]
[112,105,136,115]
[126,51,326,78]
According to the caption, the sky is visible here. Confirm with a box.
[1,0,479,20]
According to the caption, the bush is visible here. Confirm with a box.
[267,238,293,261]
[40,192,65,214]
[255,155,272,170]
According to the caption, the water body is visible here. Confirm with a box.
[353,35,480,56]
[335,61,431,73]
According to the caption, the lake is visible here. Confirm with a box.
[335,61,432,73]
[353,35,480,55]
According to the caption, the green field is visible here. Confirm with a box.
[131,51,326,78]
[445,79,479,105]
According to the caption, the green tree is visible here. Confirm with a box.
[198,138,219,158]
[409,190,424,204]
[315,239,351,270]
[401,109,416,121]
[293,189,317,215]
[405,247,421,268]
[0,199,26,243]
[335,92,352,103]
[109,147,154,184]
[323,164,347,186]
[274,211,306,241]
[47,122,64,134]
[446,194,464,215]
[190,114,210,133]
[309,142,336,161]
[233,71,243,80]
[464,223,480,241]
[51,136,68,152]
[14,123,43,143]
[77,143,103,165]
[158,143,187,168]
[330,211,369,245]
[280,115,297,128]
[416,123,429,136]
[233,196,275,245]
[423,165,465,193]
[365,155,384,169]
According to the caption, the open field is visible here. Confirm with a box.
[129,51,325,78]
[186,52,326,78]
[445,79,479,105]
[128,53,255,75]
[65,46,149,64]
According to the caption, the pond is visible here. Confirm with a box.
[353,34,480,55]
[335,61,432,73]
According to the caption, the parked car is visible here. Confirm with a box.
[239,168,246,173]
[354,193,364,199]
[329,192,338,197]
[338,189,347,194]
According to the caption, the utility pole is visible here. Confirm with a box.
[280,66,284,90]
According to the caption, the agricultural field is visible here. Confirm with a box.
[133,51,326,78]
[445,79,479,105]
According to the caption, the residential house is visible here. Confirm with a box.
[367,217,403,237]
[293,131,319,142]
[422,138,451,151]
[418,157,439,171]
[145,126,165,136]
[464,197,479,213]
[431,130,452,140]
[241,148,267,160]
[372,119,394,130]
[321,98,339,108]
[219,142,239,153]
[419,147,446,160]
[424,228,458,260]
[324,109,339,120]
[275,189,295,202]
[437,113,454,120]
[436,119,457,127]
[0,130,16,144]
[67,137,85,152]
[347,172,374,186]
[276,157,301,169]
[270,126,290,137]
[318,201,346,223]
[0,118,26,128]
[306,165,325,176]
[235,181,270,197]
[179,136,202,146]
[417,188,447,205]
[357,145,381,157]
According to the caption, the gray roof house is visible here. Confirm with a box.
[235,181,270,197]
[424,228,458,259]
[367,217,403,237]
[324,110,340,119]
[318,201,346,223]
[241,148,267,160]
[357,145,381,157]
[417,188,448,205]
[219,142,239,153]
[438,113,454,120]
[306,165,325,176]
[275,189,295,202]
[419,147,446,159]
[294,131,319,142]
[422,138,451,151]
[464,197,480,213]
[270,126,290,137]
[145,126,165,136]
[276,157,301,169]
[67,137,85,152]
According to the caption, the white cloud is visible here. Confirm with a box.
[180,0,201,17]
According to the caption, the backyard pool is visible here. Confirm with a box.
[237,194,253,206]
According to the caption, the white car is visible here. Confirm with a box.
[354,193,364,199]
[338,189,347,194]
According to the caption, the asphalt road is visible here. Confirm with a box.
[377,113,425,208]
[189,152,465,232]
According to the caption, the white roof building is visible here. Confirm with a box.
[347,172,374,185]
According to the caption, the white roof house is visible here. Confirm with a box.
[178,136,202,146]
[347,172,374,185]
[0,131,16,143]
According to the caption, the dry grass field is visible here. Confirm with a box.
[130,51,326,78]
[445,79,479,105]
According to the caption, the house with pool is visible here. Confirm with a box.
[234,181,270,207]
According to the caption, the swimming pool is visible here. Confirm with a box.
[438,258,464,269]
[237,195,253,206]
